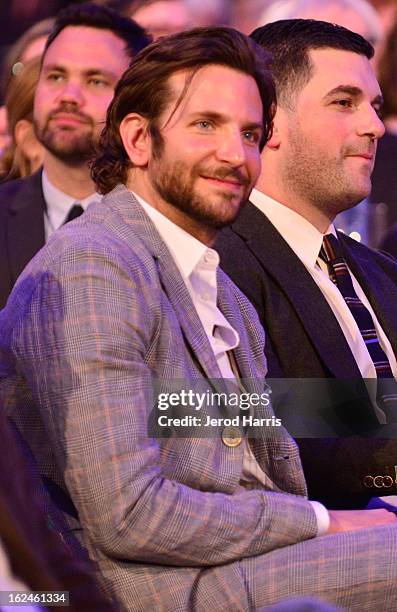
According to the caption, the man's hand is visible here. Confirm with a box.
[326,509,397,535]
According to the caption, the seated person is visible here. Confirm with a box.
[1,24,397,612]
[0,57,44,182]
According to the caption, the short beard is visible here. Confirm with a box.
[152,158,250,230]
[34,104,97,166]
[34,123,96,165]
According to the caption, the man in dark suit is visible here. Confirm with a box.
[216,19,397,507]
[0,2,149,309]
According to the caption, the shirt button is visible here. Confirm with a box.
[204,251,217,264]
[222,426,242,448]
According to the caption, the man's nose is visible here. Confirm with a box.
[215,130,246,165]
[56,81,84,106]
[357,105,385,140]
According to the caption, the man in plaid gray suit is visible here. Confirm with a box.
[1,26,397,612]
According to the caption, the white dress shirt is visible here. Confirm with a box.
[134,192,329,535]
[42,170,102,240]
[250,188,397,423]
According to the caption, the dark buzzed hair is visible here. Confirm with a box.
[44,1,151,62]
[91,26,276,194]
[251,19,374,108]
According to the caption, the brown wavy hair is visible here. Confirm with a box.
[0,57,42,181]
[91,26,276,194]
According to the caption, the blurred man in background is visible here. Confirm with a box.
[0,2,150,309]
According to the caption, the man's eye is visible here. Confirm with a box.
[334,99,354,109]
[195,120,213,130]
[47,73,64,83]
[243,130,259,143]
[88,78,109,87]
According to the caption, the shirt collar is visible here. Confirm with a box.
[42,169,101,225]
[250,188,336,268]
[133,191,238,353]
[134,192,219,278]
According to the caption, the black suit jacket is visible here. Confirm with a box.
[216,201,397,506]
[0,412,118,611]
[0,170,46,309]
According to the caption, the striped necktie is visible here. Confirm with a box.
[63,203,84,225]
[319,233,397,422]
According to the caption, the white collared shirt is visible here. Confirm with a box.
[134,192,328,534]
[250,188,397,423]
[136,194,240,361]
[42,170,102,240]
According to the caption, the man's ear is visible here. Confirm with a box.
[266,114,282,149]
[120,113,151,167]
[266,103,291,150]
[266,125,281,149]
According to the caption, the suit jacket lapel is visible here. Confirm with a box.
[156,256,224,380]
[217,267,306,494]
[230,202,361,378]
[109,186,223,380]
[6,170,46,284]
[217,269,265,381]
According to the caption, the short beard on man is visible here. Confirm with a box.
[34,102,98,166]
[150,125,251,230]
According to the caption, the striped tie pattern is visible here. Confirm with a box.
[320,233,397,422]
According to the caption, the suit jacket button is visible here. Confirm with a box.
[222,426,242,448]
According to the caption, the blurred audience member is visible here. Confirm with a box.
[0,107,10,158]
[0,58,44,182]
[124,0,192,36]
[0,2,150,310]
[0,1,63,69]
[1,18,54,96]
[105,0,229,38]
[231,0,275,35]
[0,410,117,611]
[373,19,397,253]
[370,0,397,41]
[258,0,383,58]
[0,18,54,159]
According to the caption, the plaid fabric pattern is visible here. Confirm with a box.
[320,233,397,421]
[3,189,397,609]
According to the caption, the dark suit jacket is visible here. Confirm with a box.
[0,412,118,611]
[216,201,397,507]
[0,170,46,309]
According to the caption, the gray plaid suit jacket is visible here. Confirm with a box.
[2,186,397,611]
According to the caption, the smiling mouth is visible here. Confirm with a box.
[347,149,375,161]
[201,175,245,190]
